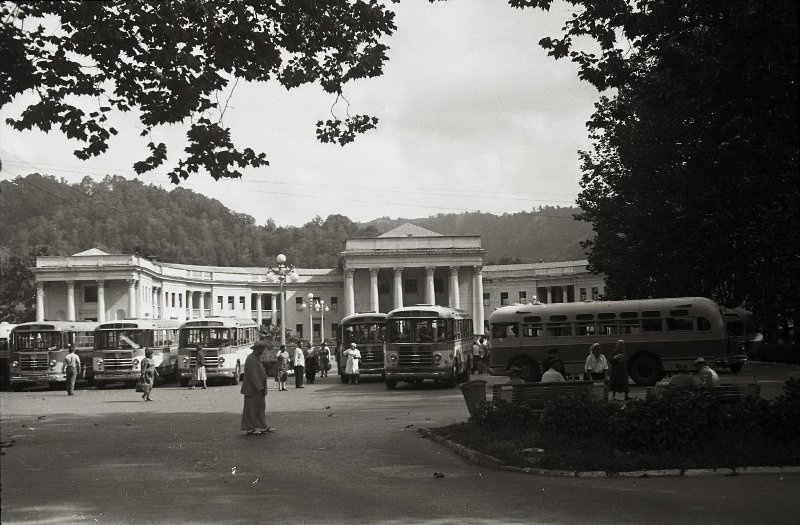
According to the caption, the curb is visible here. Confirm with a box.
[418,428,799,479]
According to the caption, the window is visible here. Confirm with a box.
[313,323,321,339]
[576,313,594,321]
[483,292,490,306]
[500,292,509,306]
[491,322,518,339]
[545,323,572,337]
[296,297,304,310]
[330,297,338,311]
[579,287,587,301]
[378,278,391,295]
[519,291,527,303]
[619,320,640,334]
[523,323,543,337]
[434,278,444,293]
[641,318,663,332]
[217,296,223,309]
[239,296,245,310]
[591,287,600,300]
[296,324,304,337]
[667,317,694,331]
[697,317,712,331]
[179,294,183,308]
[172,293,176,307]
[331,323,339,339]
[84,285,98,303]
[576,322,597,336]
[403,279,418,294]
[227,296,234,310]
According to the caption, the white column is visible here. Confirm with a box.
[562,286,569,303]
[159,286,167,320]
[187,291,194,319]
[36,282,45,322]
[256,293,263,325]
[151,287,157,318]
[473,266,484,335]
[449,266,460,309]
[369,267,379,312]
[97,280,106,323]
[271,293,278,325]
[546,286,552,304]
[425,266,435,305]
[199,292,206,318]
[393,267,404,309]
[127,279,136,319]
[345,269,355,316]
[66,280,76,321]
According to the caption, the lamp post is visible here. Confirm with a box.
[301,293,329,346]
[266,254,299,346]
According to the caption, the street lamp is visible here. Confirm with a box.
[301,293,330,346]
[266,254,299,346]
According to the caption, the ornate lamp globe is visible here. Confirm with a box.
[276,253,286,265]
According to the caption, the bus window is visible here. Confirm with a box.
[491,323,518,339]
[726,321,744,336]
[545,323,572,337]
[619,320,641,334]
[697,317,712,331]
[598,321,618,335]
[576,322,597,336]
[641,318,663,332]
[667,317,694,331]
[522,324,543,337]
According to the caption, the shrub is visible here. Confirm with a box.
[537,391,620,438]
[469,400,538,432]
[760,377,800,441]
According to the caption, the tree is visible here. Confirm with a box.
[1,1,395,182]
[515,0,799,335]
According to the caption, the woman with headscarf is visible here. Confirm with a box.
[608,339,630,400]
[343,343,361,385]
[140,348,158,401]
[241,341,274,435]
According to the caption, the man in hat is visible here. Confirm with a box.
[240,341,274,435]
[694,357,720,387]
[62,343,81,396]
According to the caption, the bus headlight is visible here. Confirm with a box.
[433,353,442,364]
[182,357,189,365]
[11,360,19,368]
[132,359,139,367]
[218,356,225,365]
[50,359,57,368]
[387,353,398,364]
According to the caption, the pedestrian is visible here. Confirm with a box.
[293,343,306,388]
[584,342,608,381]
[668,367,701,388]
[63,343,81,396]
[191,343,207,390]
[305,342,318,384]
[608,339,630,400]
[241,341,274,435]
[275,344,289,391]
[343,342,361,384]
[471,336,481,373]
[318,342,331,378]
[694,357,721,387]
[546,348,568,379]
[479,336,490,370]
[541,360,566,383]
[140,348,158,401]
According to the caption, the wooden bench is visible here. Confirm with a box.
[492,380,597,411]
[651,384,759,403]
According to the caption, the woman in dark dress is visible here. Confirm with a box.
[140,348,158,401]
[609,339,630,401]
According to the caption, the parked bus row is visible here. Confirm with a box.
[6,317,258,391]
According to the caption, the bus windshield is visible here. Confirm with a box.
[96,330,144,350]
[343,323,385,345]
[181,328,231,347]
[389,319,450,343]
[12,332,63,351]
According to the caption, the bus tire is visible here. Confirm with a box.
[340,374,349,384]
[48,381,61,390]
[508,357,541,383]
[458,360,471,383]
[12,384,25,392]
[231,363,241,386]
[94,381,106,390]
[179,377,190,388]
[629,355,662,386]
[385,380,397,390]
[446,362,458,388]
[729,363,743,374]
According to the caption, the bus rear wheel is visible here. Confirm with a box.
[385,380,397,390]
[94,381,106,390]
[729,363,743,374]
[446,362,458,388]
[509,357,541,382]
[629,355,662,386]
[457,360,471,383]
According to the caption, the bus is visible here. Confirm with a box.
[8,321,97,390]
[1,322,19,390]
[177,317,258,386]
[488,297,741,386]
[722,307,763,367]
[336,312,387,384]
[93,319,182,389]
[384,305,473,389]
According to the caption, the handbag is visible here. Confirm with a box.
[135,377,145,392]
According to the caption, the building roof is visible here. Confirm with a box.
[484,260,589,272]
[159,262,338,276]
[73,248,111,256]
[378,223,443,238]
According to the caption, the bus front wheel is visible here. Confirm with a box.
[231,363,241,386]
[629,355,662,386]
[385,380,397,390]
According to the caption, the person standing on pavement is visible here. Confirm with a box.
[293,344,306,388]
[241,341,274,435]
[304,342,318,384]
[584,342,608,381]
[62,344,81,396]
[608,340,630,400]
[191,343,208,390]
[471,336,481,373]
[343,343,361,384]
[318,342,331,378]
[140,348,158,401]
[479,336,490,370]
[275,345,290,391]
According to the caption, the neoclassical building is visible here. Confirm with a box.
[32,224,606,338]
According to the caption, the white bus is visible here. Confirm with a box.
[336,312,387,383]
[8,321,97,390]
[177,317,258,386]
[0,322,19,390]
[93,320,182,389]
[384,305,473,389]
[488,297,739,386]
[722,307,763,366]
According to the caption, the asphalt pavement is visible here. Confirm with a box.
[2,363,799,524]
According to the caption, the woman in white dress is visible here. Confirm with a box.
[343,343,361,385]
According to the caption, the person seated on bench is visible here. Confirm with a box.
[694,357,720,387]
[541,359,566,383]
[668,367,701,389]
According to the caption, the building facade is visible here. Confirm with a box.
[32,224,606,339]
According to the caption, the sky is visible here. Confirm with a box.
[0,1,600,227]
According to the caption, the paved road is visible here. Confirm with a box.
[2,363,799,524]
